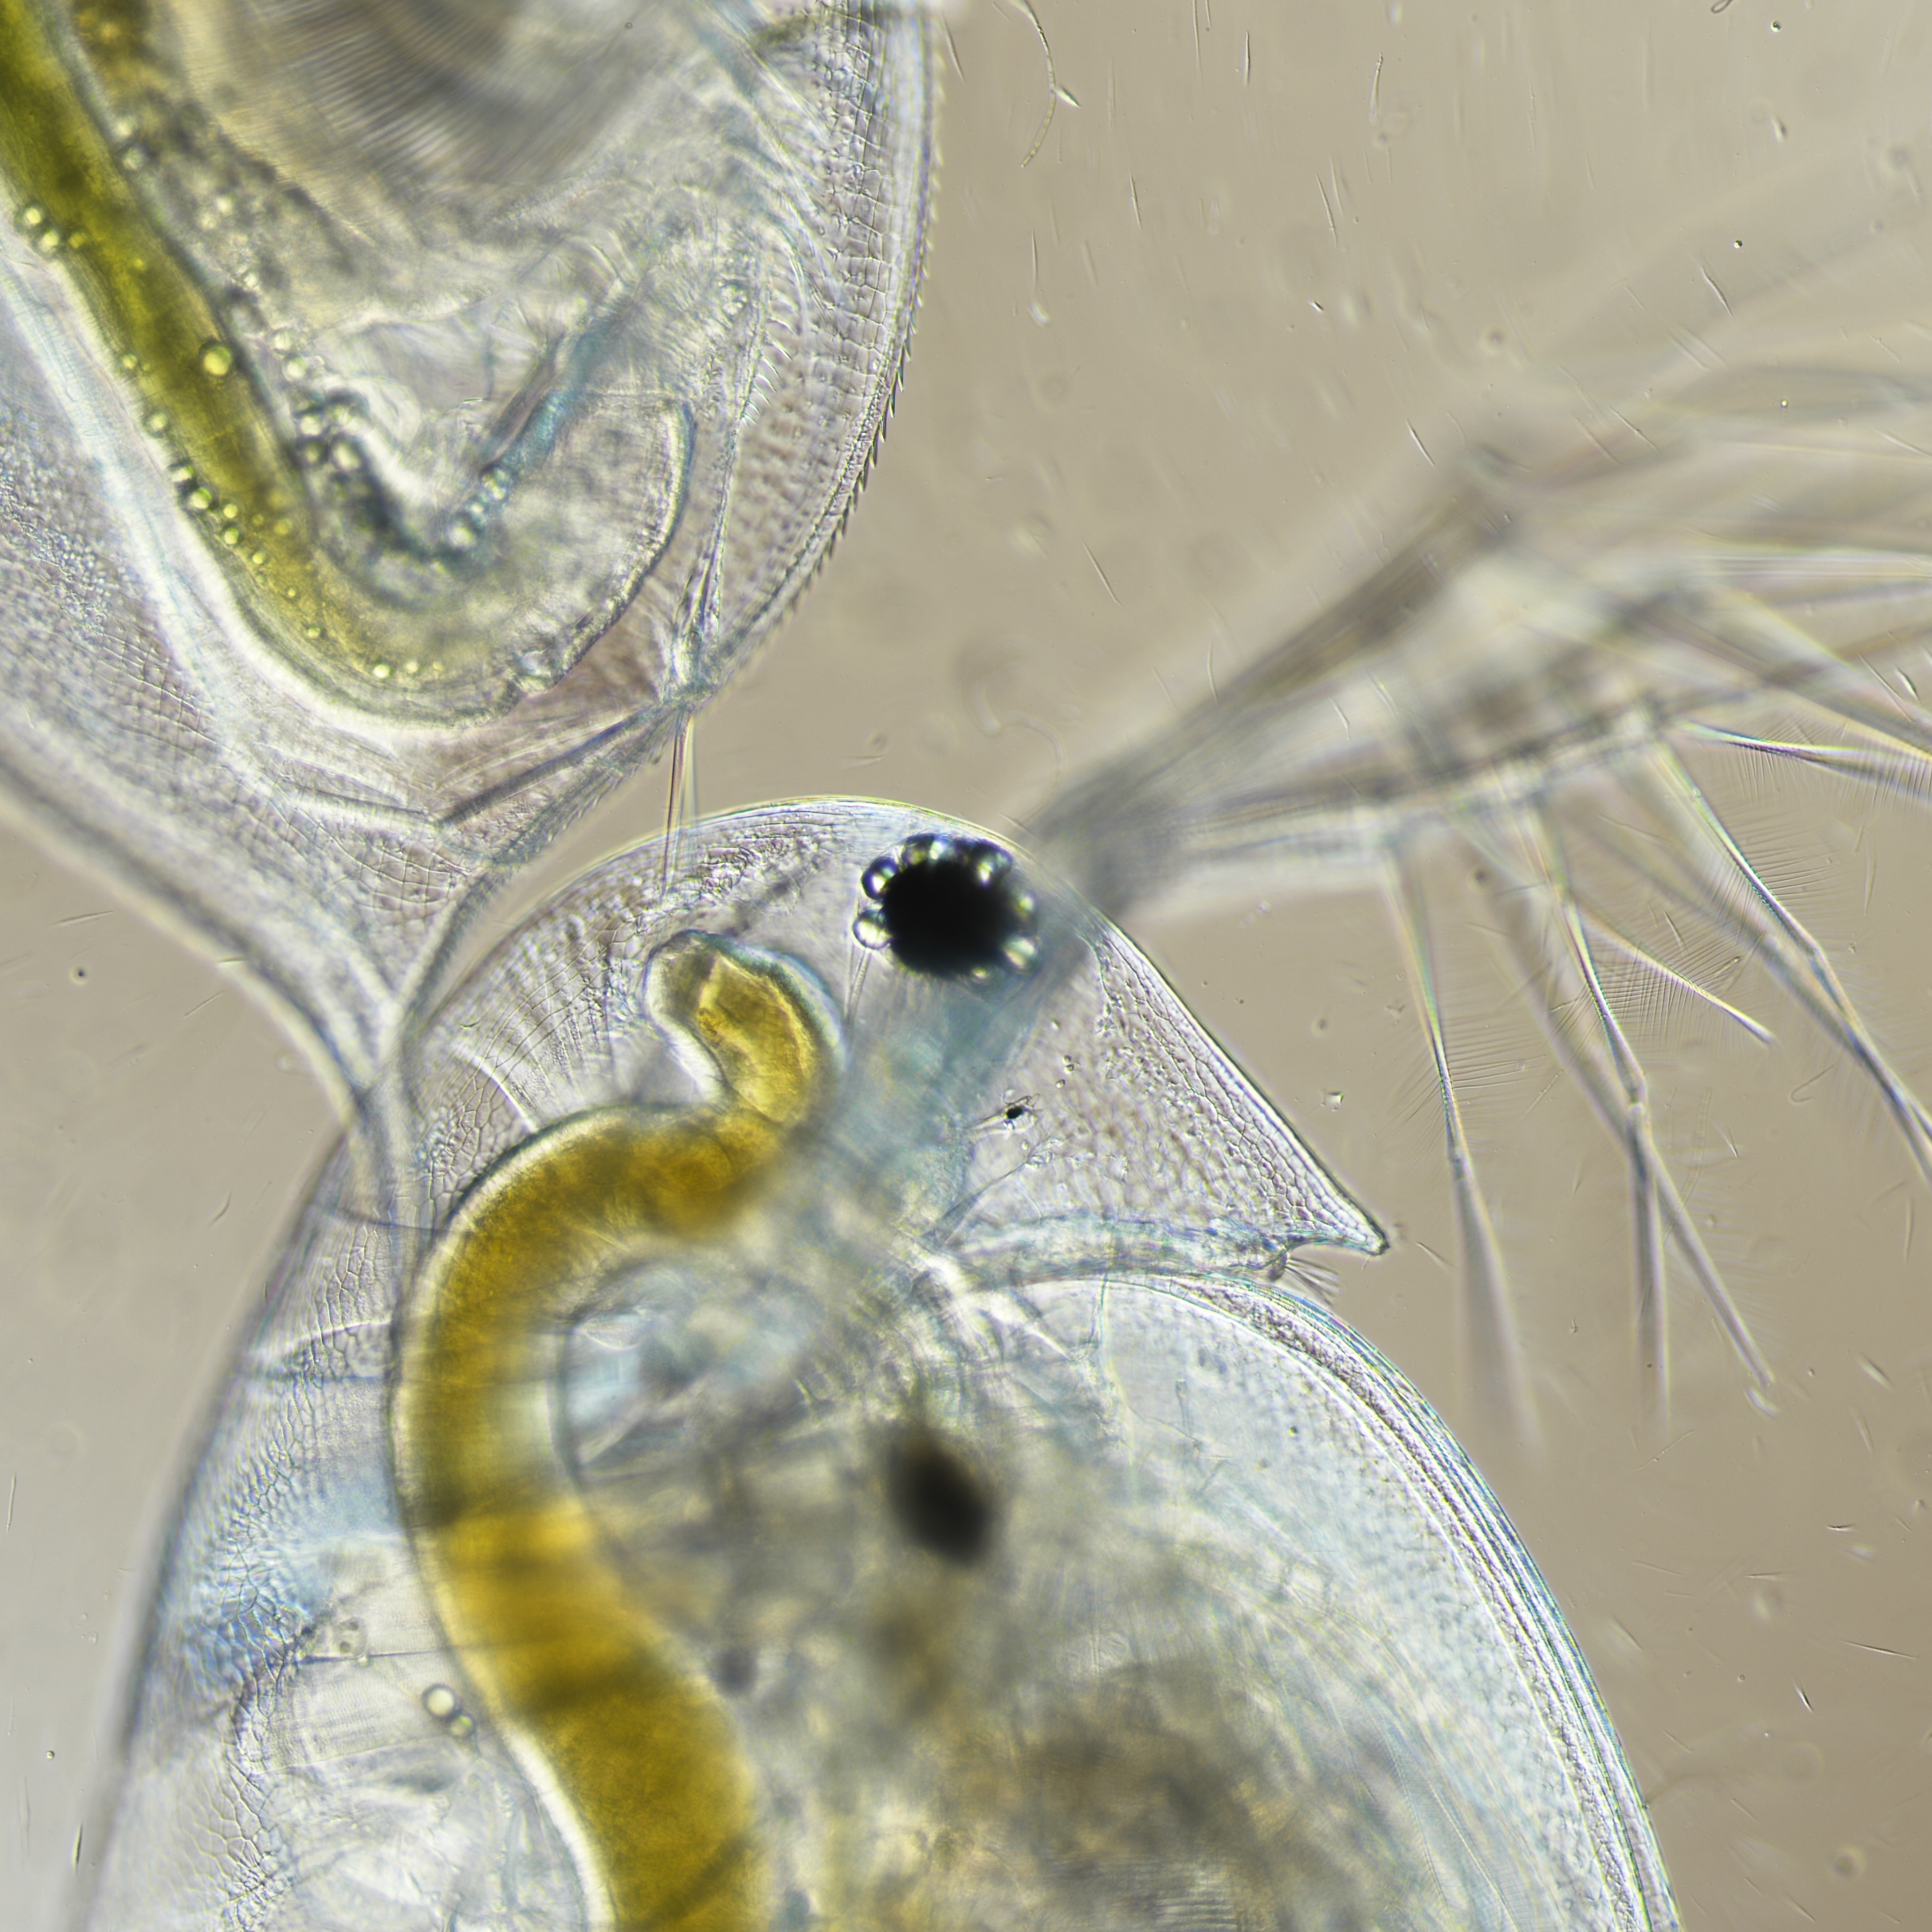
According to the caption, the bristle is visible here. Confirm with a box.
[1645,748,1932,1180]
[1392,846,1535,1443]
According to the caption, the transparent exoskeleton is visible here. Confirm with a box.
[0,0,935,1086]
[87,803,1675,1930]
[1031,140,1932,1428]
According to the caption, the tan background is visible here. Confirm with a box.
[5,0,1930,1926]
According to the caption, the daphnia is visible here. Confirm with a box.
[0,0,936,1088]
[88,803,1675,1930]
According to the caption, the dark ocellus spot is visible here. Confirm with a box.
[886,1429,996,1565]
[854,834,1038,980]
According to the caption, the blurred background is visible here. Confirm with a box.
[5,0,1930,1925]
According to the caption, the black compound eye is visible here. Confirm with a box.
[884,1428,997,1566]
[853,834,1039,980]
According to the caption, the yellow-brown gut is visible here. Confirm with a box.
[391,933,838,1932]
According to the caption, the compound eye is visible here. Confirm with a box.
[854,834,1039,980]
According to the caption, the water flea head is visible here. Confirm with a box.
[854,834,1039,980]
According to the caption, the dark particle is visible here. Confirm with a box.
[713,1647,756,1694]
[853,834,1038,979]
[886,1429,996,1565]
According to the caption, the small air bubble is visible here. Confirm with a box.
[422,1684,459,1721]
